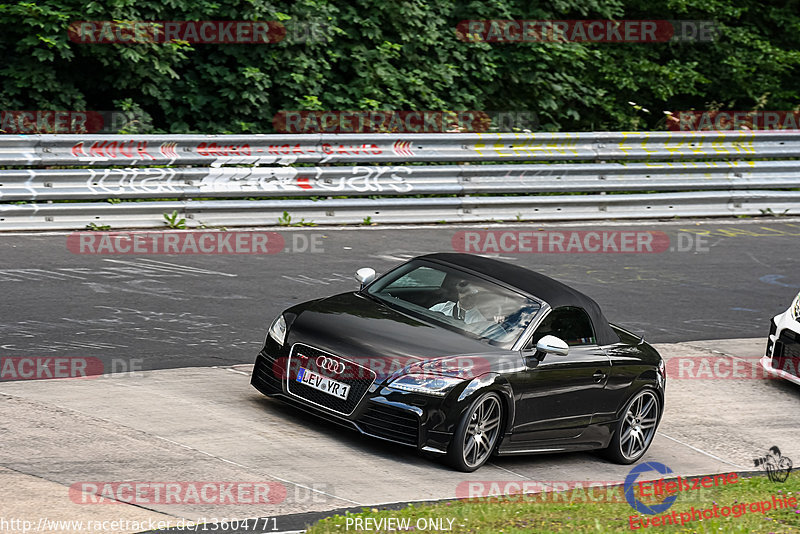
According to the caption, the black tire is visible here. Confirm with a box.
[447,391,503,472]
[602,388,660,464]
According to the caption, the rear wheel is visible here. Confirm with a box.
[447,392,503,472]
[602,388,660,464]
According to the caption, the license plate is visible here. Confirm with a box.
[296,367,350,400]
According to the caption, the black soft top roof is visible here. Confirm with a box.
[421,253,620,345]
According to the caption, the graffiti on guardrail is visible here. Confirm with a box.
[309,166,413,193]
[321,143,383,157]
[197,168,301,193]
[67,140,325,165]
[472,138,583,158]
[71,140,154,160]
[83,169,178,195]
[74,167,414,195]
[196,143,252,156]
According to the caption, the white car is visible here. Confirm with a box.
[761,291,800,385]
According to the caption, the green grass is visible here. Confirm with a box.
[307,474,800,534]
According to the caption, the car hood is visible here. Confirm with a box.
[286,292,519,380]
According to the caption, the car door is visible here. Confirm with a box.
[508,306,612,443]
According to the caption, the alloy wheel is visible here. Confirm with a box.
[619,390,659,461]
[461,394,502,469]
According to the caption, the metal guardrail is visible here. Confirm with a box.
[2,131,797,166]
[4,191,799,230]
[1,132,799,230]
[2,161,800,201]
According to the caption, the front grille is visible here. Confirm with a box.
[772,330,800,378]
[251,347,283,394]
[286,343,375,416]
[357,402,420,446]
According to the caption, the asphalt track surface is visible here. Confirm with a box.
[1,218,799,533]
[0,218,799,374]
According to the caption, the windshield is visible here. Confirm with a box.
[366,260,542,348]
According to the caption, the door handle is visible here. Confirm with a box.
[593,370,607,382]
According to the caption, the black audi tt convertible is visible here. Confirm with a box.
[251,253,665,471]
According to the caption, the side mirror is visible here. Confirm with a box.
[355,267,376,288]
[535,335,569,357]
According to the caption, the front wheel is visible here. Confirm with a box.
[602,388,660,464]
[447,392,503,472]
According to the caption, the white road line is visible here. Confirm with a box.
[152,435,365,506]
[682,342,764,368]
[487,462,530,479]
[658,432,747,470]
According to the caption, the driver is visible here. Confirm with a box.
[429,280,489,324]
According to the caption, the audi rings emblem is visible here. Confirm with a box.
[317,356,346,375]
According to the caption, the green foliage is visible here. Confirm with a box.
[1,0,799,132]
[307,474,800,534]
[277,210,293,226]
[277,210,315,226]
[163,209,186,228]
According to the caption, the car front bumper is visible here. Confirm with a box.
[760,309,800,386]
[250,341,456,454]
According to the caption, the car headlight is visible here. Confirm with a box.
[388,373,464,397]
[268,314,287,346]
[793,292,800,321]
